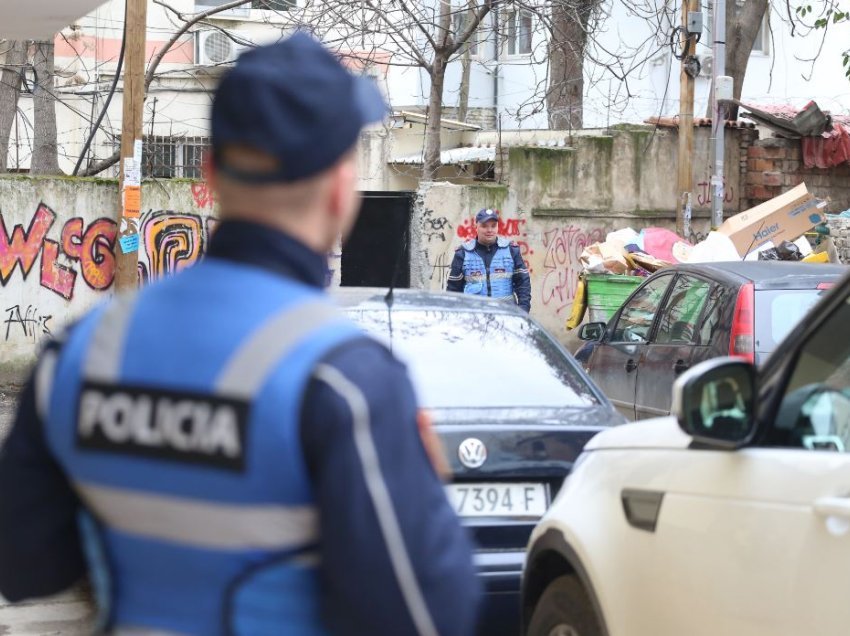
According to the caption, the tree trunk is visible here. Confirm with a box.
[723,0,769,119]
[423,55,447,181]
[30,39,62,175]
[458,46,471,123]
[547,0,593,130]
[0,41,27,172]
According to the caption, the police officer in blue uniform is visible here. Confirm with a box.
[446,209,531,311]
[0,34,480,636]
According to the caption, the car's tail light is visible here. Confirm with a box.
[729,282,755,363]
[817,282,835,290]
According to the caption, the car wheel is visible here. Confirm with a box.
[527,575,602,636]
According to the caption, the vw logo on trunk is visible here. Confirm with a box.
[458,438,487,469]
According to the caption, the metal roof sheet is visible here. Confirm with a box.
[1,0,107,39]
[390,146,496,165]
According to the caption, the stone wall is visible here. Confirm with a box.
[745,137,850,212]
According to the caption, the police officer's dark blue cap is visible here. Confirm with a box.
[211,33,388,183]
[475,208,500,224]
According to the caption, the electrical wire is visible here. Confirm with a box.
[72,0,127,175]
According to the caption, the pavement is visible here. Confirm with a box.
[0,389,18,442]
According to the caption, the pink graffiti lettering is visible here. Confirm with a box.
[0,203,55,285]
[539,226,605,314]
[0,204,119,299]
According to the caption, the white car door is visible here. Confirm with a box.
[644,296,850,636]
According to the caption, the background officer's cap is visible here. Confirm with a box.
[211,32,388,183]
[475,209,500,224]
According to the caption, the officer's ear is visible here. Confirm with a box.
[328,151,360,238]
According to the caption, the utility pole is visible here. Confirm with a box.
[711,0,732,228]
[677,0,701,239]
[115,0,148,291]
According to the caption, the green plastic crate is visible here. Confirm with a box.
[585,273,644,323]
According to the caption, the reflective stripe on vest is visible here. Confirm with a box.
[73,296,340,552]
[461,241,515,300]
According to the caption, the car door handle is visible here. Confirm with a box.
[673,359,690,374]
[813,497,850,519]
[625,359,637,373]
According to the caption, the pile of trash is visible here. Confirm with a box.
[579,183,838,276]
[567,182,841,330]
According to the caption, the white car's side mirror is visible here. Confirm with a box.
[672,357,758,449]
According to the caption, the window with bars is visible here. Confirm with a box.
[138,136,210,179]
[252,0,296,9]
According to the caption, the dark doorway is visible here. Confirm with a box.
[341,191,412,288]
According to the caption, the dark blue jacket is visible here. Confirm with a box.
[446,239,531,312]
[0,220,481,636]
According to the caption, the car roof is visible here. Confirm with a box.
[670,261,847,290]
[331,287,528,315]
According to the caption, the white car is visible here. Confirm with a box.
[522,271,850,636]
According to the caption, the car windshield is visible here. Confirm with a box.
[345,309,600,409]
[755,289,827,353]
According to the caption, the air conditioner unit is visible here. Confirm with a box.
[697,54,714,78]
[195,31,244,66]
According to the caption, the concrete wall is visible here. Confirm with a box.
[410,127,755,343]
[0,176,216,384]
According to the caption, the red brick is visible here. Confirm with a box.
[763,171,783,187]
[747,146,766,158]
[761,146,788,159]
[748,172,764,186]
[748,158,775,171]
[750,185,776,200]
[785,173,804,186]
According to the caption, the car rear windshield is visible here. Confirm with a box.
[346,309,600,409]
[755,289,827,353]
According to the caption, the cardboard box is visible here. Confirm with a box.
[717,183,827,257]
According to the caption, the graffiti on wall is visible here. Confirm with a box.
[137,211,217,284]
[696,176,735,207]
[0,204,218,298]
[4,305,52,341]
[0,203,117,300]
[539,225,605,314]
[456,216,526,241]
[421,207,452,243]
[191,181,216,210]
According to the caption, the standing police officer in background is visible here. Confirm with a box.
[446,208,531,312]
[0,34,480,636]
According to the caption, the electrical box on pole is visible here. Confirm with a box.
[115,0,148,291]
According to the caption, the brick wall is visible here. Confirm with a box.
[746,137,850,212]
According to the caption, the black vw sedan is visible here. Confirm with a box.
[334,288,625,635]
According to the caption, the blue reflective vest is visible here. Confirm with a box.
[461,238,515,300]
[42,258,362,636]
